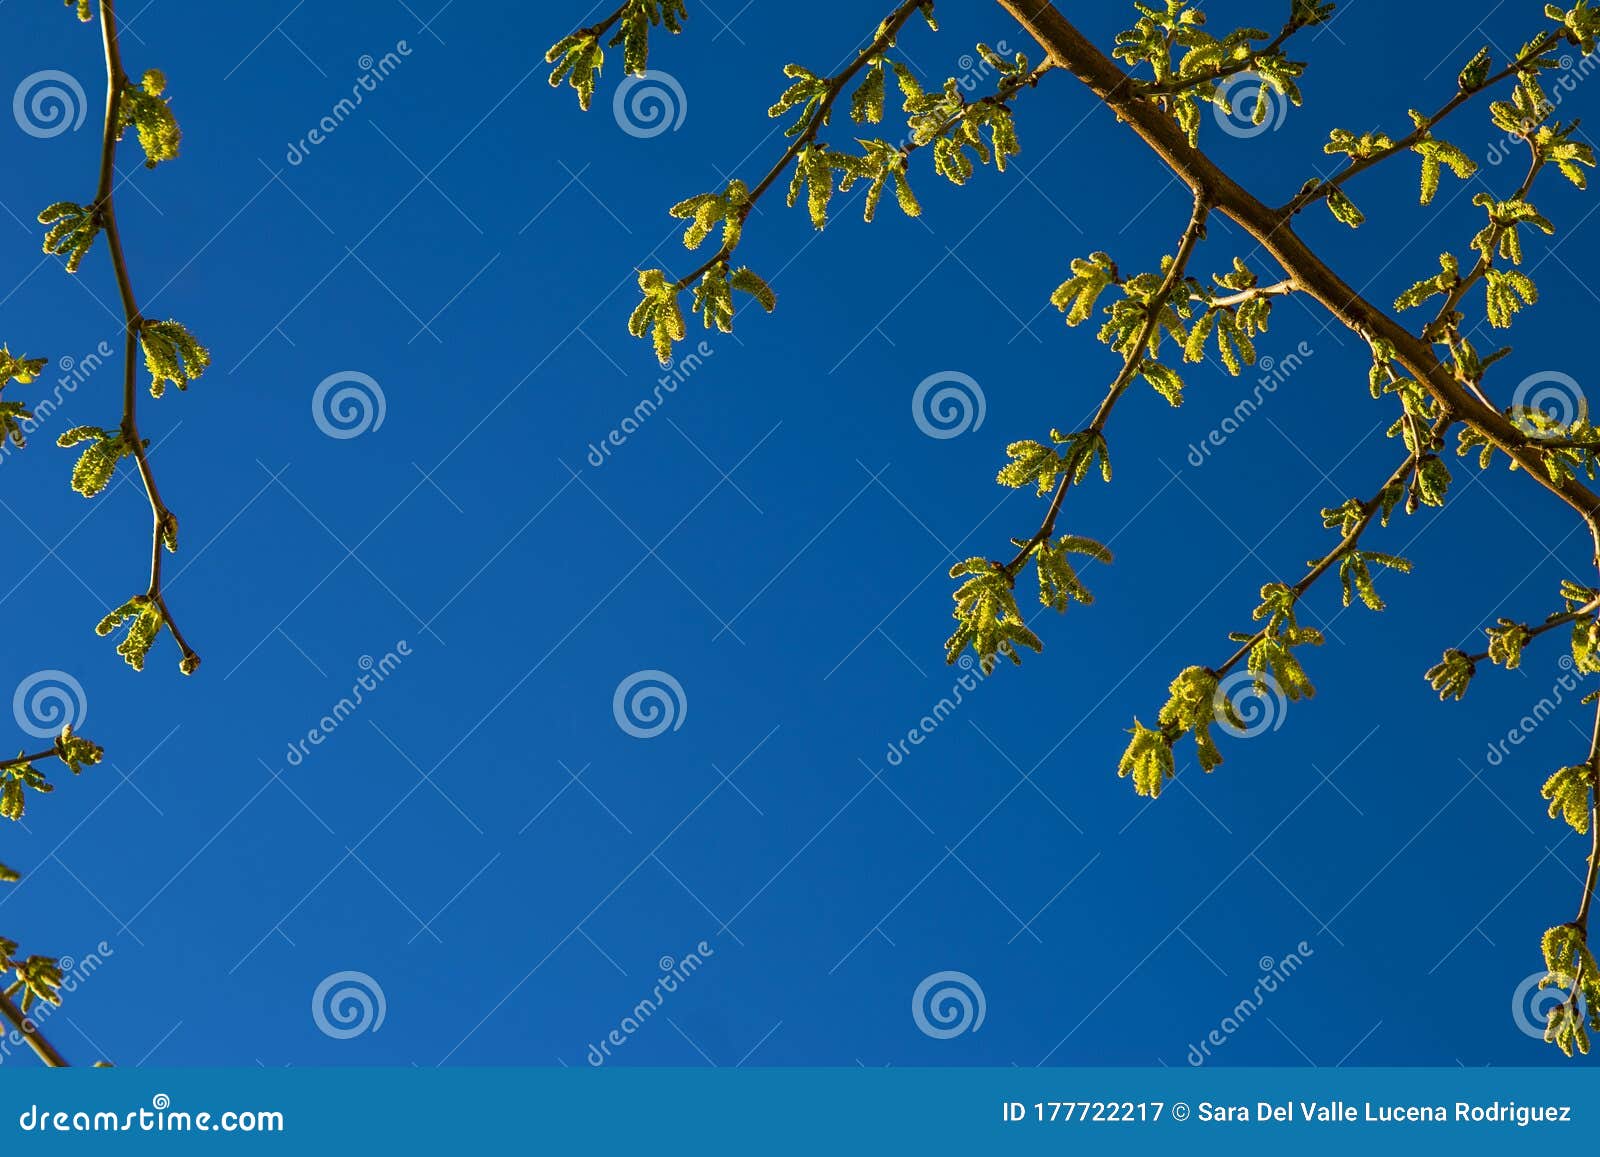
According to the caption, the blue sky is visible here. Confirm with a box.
[1,0,1597,1068]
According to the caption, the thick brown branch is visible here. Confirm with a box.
[996,0,1600,559]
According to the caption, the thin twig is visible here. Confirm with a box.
[1282,32,1563,216]
[1003,191,1211,575]
[93,0,197,671]
[1211,417,1453,678]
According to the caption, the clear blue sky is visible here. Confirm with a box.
[1,0,1594,1068]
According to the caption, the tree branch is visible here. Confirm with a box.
[1137,19,1303,98]
[667,0,931,292]
[1283,32,1564,216]
[93,0,198,672]
[1212,418,1451,678]
[996,0,1600,558]
[1004,190,1211,575]
[0,990,67,1068]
